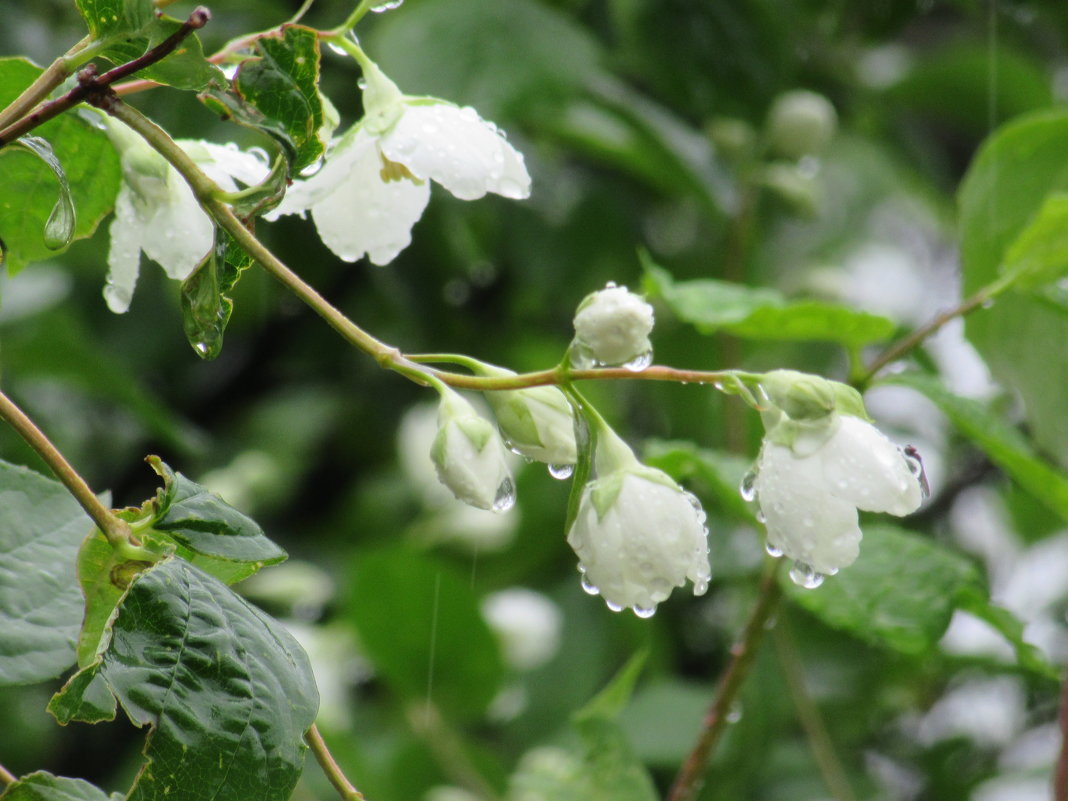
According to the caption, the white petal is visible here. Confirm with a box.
[266,129,372,219]
[187,140,271,191]
[380,103,531,201]
[755,442,862,574]
[820,416,923,516]
[308,134,429,264]
[567,473,709,613]
[103,185,145,314]
[434,420,512,510]
[139,173,215,281]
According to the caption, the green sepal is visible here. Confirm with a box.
[759,369,836,421]
[456,416,496,452]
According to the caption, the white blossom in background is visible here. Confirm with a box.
[748,371,925,584]
[102,120,269,313]
[268,54,530,265]
[431,386,515,512]
[571,283,655,369]
[567,425,709,616]
[481,588,563,671]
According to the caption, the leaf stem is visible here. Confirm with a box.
[327,0,377,38]
[666,560,784,801]
[306,724,366,801]
[0,762,15,785]
[0,387,133,551]
[773,619,858,801]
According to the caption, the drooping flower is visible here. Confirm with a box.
[268,53,530,265]
[430,386,515,512]
[748,370,925,583]
[102,120,269,313]
[566,424,709,615]
[571,283,655,369]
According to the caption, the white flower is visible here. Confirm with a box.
[481,588,563,671]
[753,414,924,576]
[571,283,655,368]
[268,56,530,265]
[474,365,576,465]
[566,427,709,615]
[431,387,515,512]
[102,120,269,313]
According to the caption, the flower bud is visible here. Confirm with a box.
[431,388,515,512]
[765,90,837,160]
[474,366,577,465]
[760,369,837,421]
[571,283,654,369]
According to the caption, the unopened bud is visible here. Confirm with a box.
[571,283,654,369]
[766,90,837,159]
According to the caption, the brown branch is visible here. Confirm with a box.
[666,562,784,801]
[306,724,366,801]
[0,7,210,147]
[1055,669,1068,801]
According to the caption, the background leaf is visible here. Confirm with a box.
[0,461,94,686]
[0,771,121,801]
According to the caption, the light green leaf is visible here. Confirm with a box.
[883,372,1068,523]
[0,771,122,801]
[958,108,1068,467]
[200,26,324,172]
[74,0,154,40]
[956,588,1056,679]
[644,262,895,347]
[999,193,1068,289]
[0,461,94,686]
[346,548,503,720]
[51,558,319,801]
[0,59,120,272]
[574,650,646,724]
[180,228,255,360]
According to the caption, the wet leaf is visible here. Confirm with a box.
[0,771,122,801]
[180,228,254,360]
[74,0,154,40]
[0,461,95,686]
[97,16,222,91]
[50,559,319,801]
[0,59,120,272]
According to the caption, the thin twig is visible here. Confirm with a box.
[0,37,90,132]
[0,389,133,550]
[306,724,366,801]
[773,620,858,801]
[0,762,15,785]
[1055,669,1068,801]
[666,561,784,801]
[0,7,210,147]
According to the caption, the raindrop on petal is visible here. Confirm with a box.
[623,349,653,372]
[605,599,624,612]
[788,560,825,589]
[580,574,600,596]
[739,468,758,502]
[632,604,657,619]
[765,542,783,558]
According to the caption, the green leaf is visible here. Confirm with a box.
[0,771,121,801]
[51,558,319,801]
[574,650,647,724]
[200,26,325,172]
[958,108,1068,467]
[97,16,222,91]
[180,228,255,360]
[74,0,154,40]
[0,460,94,686]
[883,372,1068,523]
[999,193,1068,289]
[644,262,895,347]
[346,547,503,719]
[0,59,121,272]
[785,523,1057,677]
[146,455,287,565]
[643,440,755,521]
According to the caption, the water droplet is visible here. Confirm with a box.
[327,42,348,57]
[605,280,618,289]
[43,195,75,250]
[569,343,597,370]
[692,577,709,596]
[726,702,743,724]
[299,156,325,178]
[548,463,574,480]
[981,298,995,309]
[623,349,653,372]
[739,468,758,502]
[755,509,766,524]
[580,574,600,596]
[605,599,624,612]
[492,477,516,512]
[193,341,210,356]
[765,542,783,558]
[788,560,825,589]
[901,445,930,499]
[371,0,404,10]
[632,604,657,618]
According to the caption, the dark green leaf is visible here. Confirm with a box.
[0,59,121,272]
[0,771,121,801]
[74,0,154,40]
[645,262,895,347]
[147,455,287,565]
[346,547,503,719]
[180,228,255,360]
[0,461,94,686]
[883,372,1068,523]
[97,17,222,92]
[200,26,324,172]
[51,558,319,801]
[959,108,1068,467]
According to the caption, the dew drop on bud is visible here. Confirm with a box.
[623,349,653,372]
[327,42,348,57]
[548,463,574,480]
[605,599,624,612]
[580,573,600,596]
[902,445,930,499]
[492,477,516,512]
[755,509,766,524]
[632,604,657,619]
[739,469,758,502]
[765,542,783,558]
[789,560,825,589]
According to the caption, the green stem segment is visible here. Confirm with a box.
[0,762,15,785]
[0,388,133,552]
[306,724,366,801]
[666,561,784,801]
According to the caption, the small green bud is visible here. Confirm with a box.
[765,90,837,159]
[760,369,837,421]
[706,117,756,161]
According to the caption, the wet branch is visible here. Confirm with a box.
[666,561,784,801]
[306,725,366,801]
[1055,670,1068,801]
